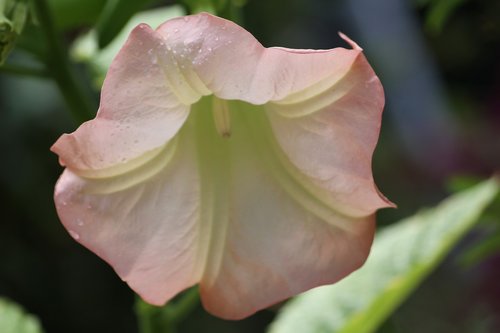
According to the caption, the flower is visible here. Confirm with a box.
[51,13,393,319]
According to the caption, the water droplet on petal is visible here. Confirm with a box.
[76,218,84,226]
[174,28,179,33]
[183,17,189,22]
[69,230,80,240]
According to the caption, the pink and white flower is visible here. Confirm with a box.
[51,13,393,319]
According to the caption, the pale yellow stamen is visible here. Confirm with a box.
[212,97,231,138]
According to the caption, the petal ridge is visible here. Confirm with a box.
[239,101,369,222]
[265,52,394,216]
[52,24,191,173]
[79,138,177,194]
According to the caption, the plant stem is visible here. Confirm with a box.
[32,0,95,123]
[135,299,155,333]
[136,287,200,333]
[167,287,200,325]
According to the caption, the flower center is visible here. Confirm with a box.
[212,97,231,138]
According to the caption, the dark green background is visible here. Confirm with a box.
[0,0,499,332]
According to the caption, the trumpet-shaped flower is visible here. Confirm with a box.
[51,13,393,319]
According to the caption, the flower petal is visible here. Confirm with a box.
[197,105,375,319]
[54,126,203,305]
[155,14,361,104]
[266,51,394,217]
[155,14,392,217]
[51,24,193,175]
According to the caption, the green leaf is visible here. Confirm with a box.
[269,178,499,333]
[48,0,105,30]
[0,297,44,333]
[446,175,483,193]
[181,0,218,14]
[71,5,185,87]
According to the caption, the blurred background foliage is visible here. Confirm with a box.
[0,0,499,332]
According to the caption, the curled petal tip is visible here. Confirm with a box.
[338,32,363,51]
[136,23,152,31]
[377,188,397,209]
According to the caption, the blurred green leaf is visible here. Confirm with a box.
[269,178,499,333]
[446,175,483,193]
[424,0,470,34]
[71,5,185,87]
[0,297,44,333]
[181,0,219,14]
[95,0,158,49]
[180,0,247,21]
[0,0,29,64]
[460,230,500,268]
[47,0,104,30]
